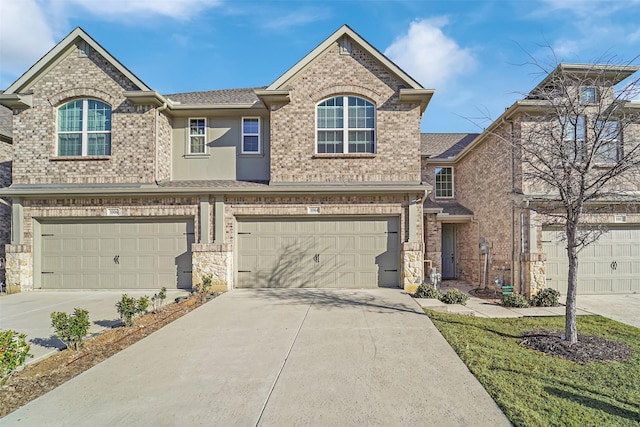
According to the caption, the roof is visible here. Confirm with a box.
[421,133,479,158]
[165,87,265,105]
[424,197,474,216]
[0,105,12,141]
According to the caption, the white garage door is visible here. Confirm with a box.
[542,227,640,294]
[237,217,400,288]
[40,219,194,289]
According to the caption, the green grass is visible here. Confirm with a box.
[426,311,640,427]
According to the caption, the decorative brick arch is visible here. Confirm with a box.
[48,87,117,107]
[310,84,382,105]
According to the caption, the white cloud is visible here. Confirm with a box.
[261,8,330,31]
[384,18,476,89]
[0,0,56,84]
[61,0,223,21]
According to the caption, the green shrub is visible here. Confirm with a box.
[50,308,91,351]
[529,288,561,307]
[501,293,530,308]
[0,330,32,384]
[151,286,167,313]
[440,289,469,305]
[194,275,212,295]
[116,294,149,327]
[413,283,442,299]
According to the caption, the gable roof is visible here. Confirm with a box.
[421,133,479,158]
[3,27,151,96]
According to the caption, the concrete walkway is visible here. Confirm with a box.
[2,288,510,426]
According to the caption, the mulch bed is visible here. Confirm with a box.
[0,295,209,418]
[521,329,634,364]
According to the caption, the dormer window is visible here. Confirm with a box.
[580,87,597,104]
[316,96,375,154]
[57,99,111,156]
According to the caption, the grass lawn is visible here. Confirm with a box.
[426,311,640,427]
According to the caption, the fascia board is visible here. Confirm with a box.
[435,213,474,223]
[0,93,32,109]
[267,25,424,91]
[5,27,151,95]
[123,91,169,107]
[399,89,435,115]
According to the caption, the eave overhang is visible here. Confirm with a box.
[254,90,291,108]
[124,91,167,107]
[0,93,33,109]
[399,89,435,115]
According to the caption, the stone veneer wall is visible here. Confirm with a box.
[11,43,157,185]
[269,39,421,183]
[522,253,546,298]
[192,243,233,291]
[5,244,32,291]
[401,242,424,291]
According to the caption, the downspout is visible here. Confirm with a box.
[503,117,517,292]
[154,102,168,185]
[471,218,482,288]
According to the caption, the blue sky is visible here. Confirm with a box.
[1,0,639,132]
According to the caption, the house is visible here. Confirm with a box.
[421,65,640,296]
[0,105,12,282]
[2,25,638,297]
[0,25,433,292]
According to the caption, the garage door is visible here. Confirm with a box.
[542,227,640,294]
[40,219,194,289]
[237,217,399,288]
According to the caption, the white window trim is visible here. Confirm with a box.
[188,117,207,155]
[315,95,376,154]
[241,117,261,154]
[434,166,454,199]
[56,98,111,156]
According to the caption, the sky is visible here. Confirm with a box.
[1,0,639,133]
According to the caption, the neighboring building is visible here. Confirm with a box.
[0,104,13,282]
[422,65,640,296]
[0,26,432,292]
[1,26,638,296]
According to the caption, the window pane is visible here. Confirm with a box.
[317,97,344,129]
[243,118,259,134]
[190,136,205,154]
[88,133,111,155]
[317,130,344,153]
[435,167,453,198]
[581,87,596,104]
[348,130,374,153]
[243,136,259,153]
[190,119,205,135]
[58,134,82,156]
[87,100,111,131]
[58,100,83,132]
[348,97,374,129]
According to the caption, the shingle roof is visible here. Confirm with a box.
[164,87,265,105]
[421,133,479,158]
[424,197,474,216]
[0,104,12,141]
[158,180,270,188]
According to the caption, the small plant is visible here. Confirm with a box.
[413,283,442,299]
[116,294,149,327]
[501,293,530,308]
[0,330,33,385]
[529,288,561,307]
[50,308,91,351]
[151,286,167,313]
[440,289,469,305]
[194,275,213,298]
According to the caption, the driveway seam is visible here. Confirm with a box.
[254,294,315,427]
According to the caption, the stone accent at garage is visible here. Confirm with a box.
[522,253,546,298]
[5,244,32,292]
[191,243,233,291]
[402,242,424,292]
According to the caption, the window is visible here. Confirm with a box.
[57,99,111,156]
[242,117,260,153]
[317,96,375,154]
[594,120,620,164]
[189,118,206,154]
[560,115,586,161]
[580,87,597,104]
[435,167,453,198]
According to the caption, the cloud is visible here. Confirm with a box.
[60,0,223,21]
[384,18,476,89]
[0,0,56,84]
[261,8,331,31]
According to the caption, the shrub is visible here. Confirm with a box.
[151,286,167,313]
[194,275,212,295]
[413,283,442,299]
[50,308,91,351]
[440,289,469,305]
[530,288,561,307]
[501,293,530,308]
[116,294,149,327]
[0,330,32,384]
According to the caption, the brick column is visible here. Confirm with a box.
[191,243,233,292]
[5,244,33,292]
[401,242,424,293]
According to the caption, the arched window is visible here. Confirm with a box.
[316,96,375,154]
[57,99,111,156]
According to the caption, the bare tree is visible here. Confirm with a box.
[512,56,640,343]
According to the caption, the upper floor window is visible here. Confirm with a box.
[242,117,260,154]
[435,167,454,198]
[316,95,375,154]
[560,115,586,162]
[594,120,620,164]
[189,118,206,154]
[57,99,111,156]
[580,87,597,104]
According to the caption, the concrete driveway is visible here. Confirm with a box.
[0,290,188,363]
[570,293,640,328]
[2,288,510,426]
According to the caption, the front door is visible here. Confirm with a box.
[441,223,456,279]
